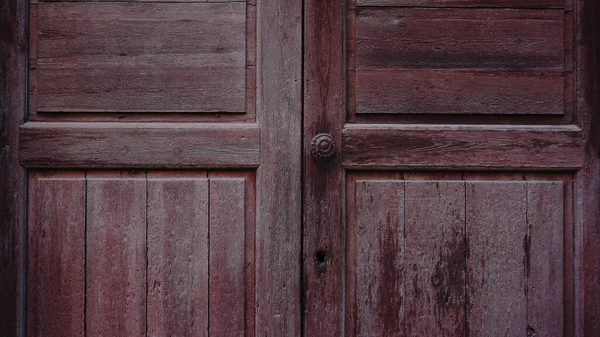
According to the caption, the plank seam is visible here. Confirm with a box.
[464,181,469,337]
[83,172,88,337]
[402,181,407,337]
[207,177,211,336]
[145,173,149,337]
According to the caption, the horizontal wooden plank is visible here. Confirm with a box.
[33,2,246,113]
[19,122,260,168]
[356,0,563,8]
[342,125,583,169]
[355,8,564,70]
[355,70,565,115]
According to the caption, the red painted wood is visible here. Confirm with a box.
[576,0,600,334]
[357,0,564,7]
[355,70,565,115]
[210,171,257,337]
[147,172,209,336]
[342,125,583,170]
[2,0,597,336]
[255,0,302,333]
[19,122,260,169]
[466,182,527,336]
[0,0,27,334]
[404,181,466,337]
[527,181,564,336]
[27,171,85,337]
[85,171,147,336]
[304,0,345,333]
[355,9,565,71]
[209,177,246,336]
[32,2,246,113]
[354,180,405,336]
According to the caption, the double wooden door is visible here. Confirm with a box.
[1,0,599,336]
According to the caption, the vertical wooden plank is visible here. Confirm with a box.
[354,180,405,336]
[209,178,246,336]
[576,0,600,335]
[304,0,345,333]
[255,0,302,333]
[0,0,27,334]
[466,182,527,337]
[147,173,209,336]
[404,181,466,337]
[27,171,85,337]
[209,171,256,337]
[86,171,146,337]
[526,181,564,336]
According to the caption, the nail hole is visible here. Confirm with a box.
[315,251,328,269]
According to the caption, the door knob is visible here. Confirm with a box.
[310,133,336,159]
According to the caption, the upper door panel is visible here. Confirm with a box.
[29,0,256,122]
[347,0,573,123]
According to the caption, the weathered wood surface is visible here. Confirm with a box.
[147,172,209,336]
[19,122,260,168]
[355,9,564,70]
[354,181,405,337]
[355,70,565,115]
[209,178,246,336]
[577,0,600,334]
[466,182,527,336]
[404,181,466,337]
[32,2,246,113]
[342,125,583,169]
[356,0,564,7]
[304,0,345,333]
[347,176,567,336]
[0,0,27,335]
[27,172,86,337]
[255,0,302,333]
[527,182,564,336]
[85,171,147,337]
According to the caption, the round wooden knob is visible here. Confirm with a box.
[310,133,336,159]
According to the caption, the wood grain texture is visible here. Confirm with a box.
[0,0,27,335]
[404,181,466,337]
[466,182,527,337]
[304,0,345,334]
[354,181,405,337]
[255,0,302,334]
[355,9,564,70]
[355,70,564,115]
[527,182,564,336]
[147,174,209,337]
[85,171,146,337]
[19,122,260,168]
[39,0,247,2]
[342,125,583,170]
[576,0,600,334]
[32,2,246,113]
[209,178,246,336]
[27,172,85,337]
[356,0,564,7]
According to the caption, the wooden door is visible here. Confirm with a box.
[1,0,599,335]
[303,0,600,336]
[1,0,303,336]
